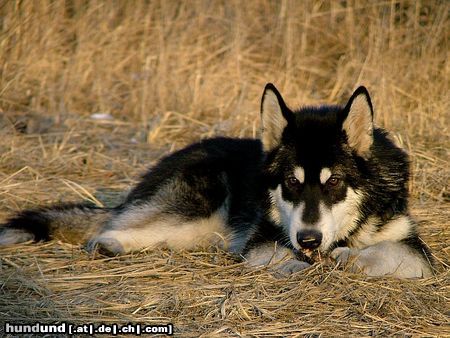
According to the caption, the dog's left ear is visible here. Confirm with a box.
[260,83,293,152]
[340,86,374,158]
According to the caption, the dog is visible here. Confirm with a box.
[0,84,433,278]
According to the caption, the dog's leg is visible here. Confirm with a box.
[225,196,262,255]
[86,203,230,255]
[245,243,310,276]
[86,166,232,255]
[331,240,433,278]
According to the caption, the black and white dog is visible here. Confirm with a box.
[0,84,433,278]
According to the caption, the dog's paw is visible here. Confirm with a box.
[86,237,125,256]
[331,245,398,276]
[273,259,311,278]
[331,242,432,278]
[331,246,355,264]
[331,246,365,273]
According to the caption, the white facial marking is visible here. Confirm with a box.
[316,203,335,251]
[319,167,332,185]
[269,185,293,230]
[294,166,305,183]
[288,203,305,250]
[269,184,306,251]
[270,184,365,253]
[314,188,363,252]
[289,187,363,252]
[331,187,363,241]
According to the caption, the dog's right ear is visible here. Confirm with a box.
[261,83,292,152]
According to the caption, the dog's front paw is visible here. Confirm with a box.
[331,245,396,276]
[273,259,311,278]
[331,242,432,278]
[331,247,356,264]
[331,246,365,273]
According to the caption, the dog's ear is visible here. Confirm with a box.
[261,83,293,152]
[341,86,374,158]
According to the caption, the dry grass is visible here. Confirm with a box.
[0,0,448,336]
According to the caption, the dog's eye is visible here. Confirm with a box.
[327,177,340,187]
[285,176,301,189]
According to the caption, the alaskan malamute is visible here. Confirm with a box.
[0,84,433,278]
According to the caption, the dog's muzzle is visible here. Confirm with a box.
[297,230,322,250]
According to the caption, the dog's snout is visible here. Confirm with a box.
[297,230,322,250]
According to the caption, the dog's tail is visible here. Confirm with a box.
[0,204,112,246]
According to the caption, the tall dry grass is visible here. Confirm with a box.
[1,0,448,200]
[0,1,448,336]
[1,1,447,132]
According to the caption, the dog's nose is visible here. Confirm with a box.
[297,230,322,250]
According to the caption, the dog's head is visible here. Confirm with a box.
[261,84,376,253]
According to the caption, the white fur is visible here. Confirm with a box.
[288,202,305,250]
[0,228,34,245]
[245,243,294,266]
[294,166,305,183]
[315,188,364,251]
[92,203,230,253]
[268,185,293,230]
[272,185,363,252]
[331,241,432,278]
[349,215,413,249]
[268,189,281,225]
[319,167,332,185]
[245,242,310,275]
[330,188,364,243]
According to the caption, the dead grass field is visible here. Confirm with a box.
[0,1,448,336]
